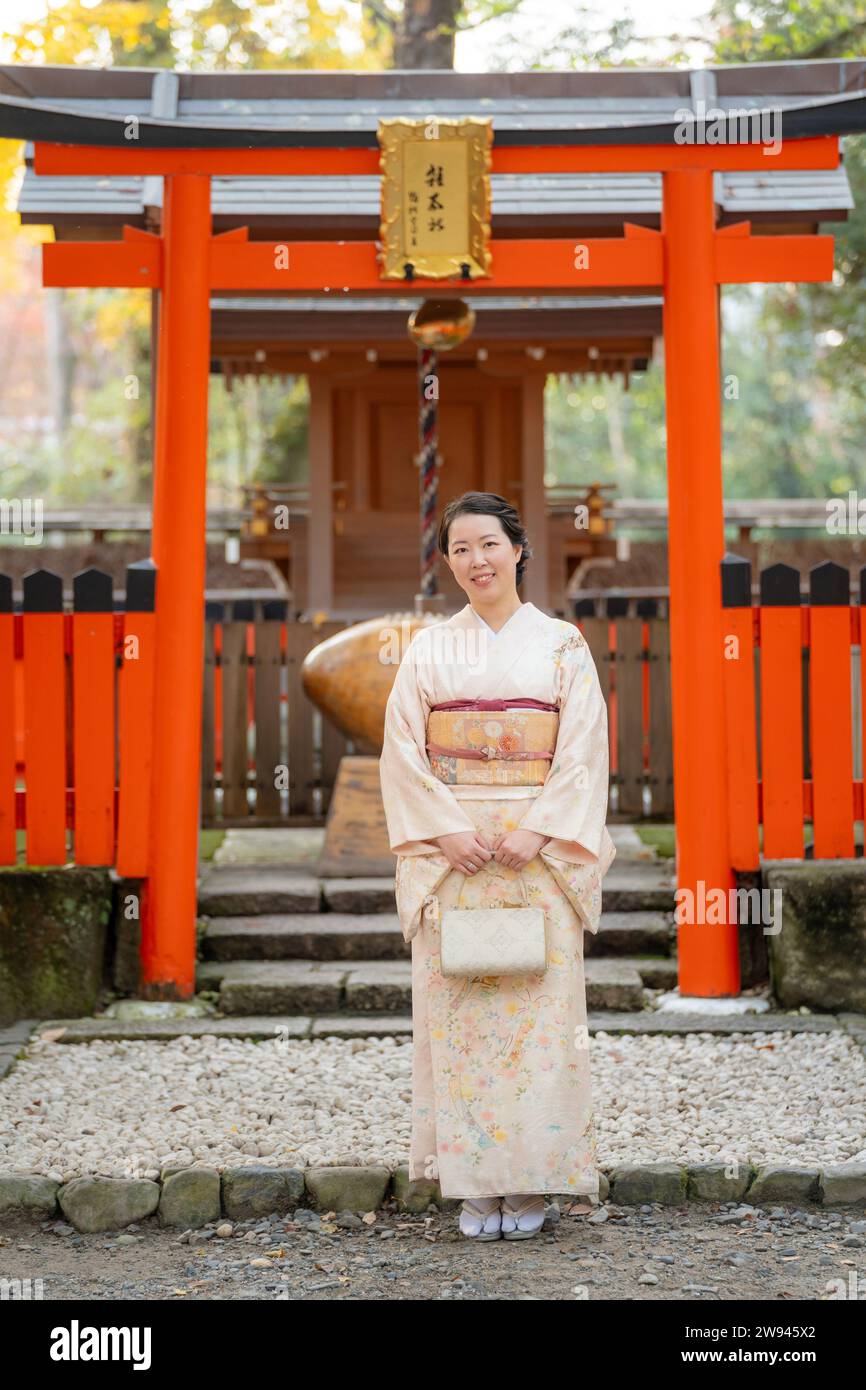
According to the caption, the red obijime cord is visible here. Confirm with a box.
[429,698,558,713]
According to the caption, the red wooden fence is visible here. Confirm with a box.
[575,595,673,819]
[0,562,156,873]
[722,556,864,868]
[2,558,861,871]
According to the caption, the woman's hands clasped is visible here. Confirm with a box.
[490,828,551,870]
[435,827,551,874]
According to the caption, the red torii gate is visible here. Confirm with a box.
[35,134,837,1000]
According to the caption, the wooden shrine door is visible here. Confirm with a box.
[327,364,522,610]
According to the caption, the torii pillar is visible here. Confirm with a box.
[145,175,212,995]
[662,168,734,993]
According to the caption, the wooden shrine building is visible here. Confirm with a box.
[1,57,865,1004]
[6,60,861,616]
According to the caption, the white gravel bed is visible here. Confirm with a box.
[0,1030,864,1182]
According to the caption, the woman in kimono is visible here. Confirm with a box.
[378,492,616,1241]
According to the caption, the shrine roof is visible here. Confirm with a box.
[210,294,662,343]
[2,59,863,238]
[2,60,866,144]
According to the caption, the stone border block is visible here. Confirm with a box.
[818,1164,866,1205]
[391,1165,440,1212]
[745,1165,821,1205]
[609,1162,688,1205]
[0,1174,59,1219]
[221,1166,305,1221]
[1,1160,861,1231]
[57,1176,160,1233]
[305,1165,390,1213]
[687,1161,755,1202]
[158,1167,221,1228]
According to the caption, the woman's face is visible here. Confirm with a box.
[444,513,522,601]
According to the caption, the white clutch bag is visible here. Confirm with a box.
[438,863,547,978]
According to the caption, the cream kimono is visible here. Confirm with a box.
[378,600,616,1200]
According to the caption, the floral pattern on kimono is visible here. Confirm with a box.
[378,600,616,1199]
[381,601,616,943]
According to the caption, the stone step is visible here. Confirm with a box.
[200,908,674,963]
[33,1015,409,1043]
[597,861,676,912]
[621,956,679,990]
[584,959,646,1011]
[197,956,646,1016]
[32,1008,851,1044]
[196,960,408,1015]
[201,913,407,962]
[199,864,676,918]
[319,878,402,914]
[198,868,322,917]
[590,910,674,957]
[320,871,677,915]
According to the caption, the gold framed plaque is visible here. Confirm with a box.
[378,116,492,280]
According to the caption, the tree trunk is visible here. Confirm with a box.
[393,0,461,67]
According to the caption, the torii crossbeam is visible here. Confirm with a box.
[36,135,837,1000]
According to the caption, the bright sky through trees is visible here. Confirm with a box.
[1,0,715,68]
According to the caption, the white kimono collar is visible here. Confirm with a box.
[448,601,545,699]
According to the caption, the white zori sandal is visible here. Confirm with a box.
[459,1196,502,1241]
[500,1194,545,1240]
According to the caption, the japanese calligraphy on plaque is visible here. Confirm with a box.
[378,117,492,280]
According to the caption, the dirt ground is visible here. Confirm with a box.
[1,1198,864,1302]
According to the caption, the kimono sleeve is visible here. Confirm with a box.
[517,629,613,867]
[378,629,477,858]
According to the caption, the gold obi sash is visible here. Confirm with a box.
[425,698,559,787]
